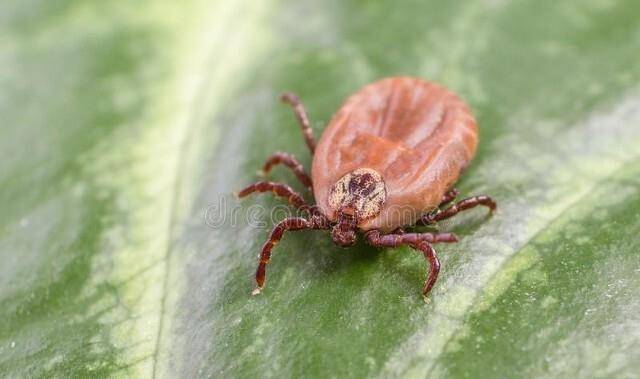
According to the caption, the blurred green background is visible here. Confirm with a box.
[1,0,640,377]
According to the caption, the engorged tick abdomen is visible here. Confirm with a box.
[311,77,478,232]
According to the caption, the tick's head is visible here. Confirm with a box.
[328,168,387,247]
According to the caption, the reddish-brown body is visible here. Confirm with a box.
[312,77,477,231]
[237,76,495,300]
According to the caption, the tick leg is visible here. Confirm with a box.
[253,217,328,295]
[415,241,440,300]
[237,181,310,212]
[281,92,316,154]
[365,230,458,246]
[260,151,312,190]
[419,195,497,225]
[439,188,460,206]
[412,188,461,227]
[365,230,456,299]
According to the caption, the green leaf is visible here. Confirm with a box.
[1,0,639,377]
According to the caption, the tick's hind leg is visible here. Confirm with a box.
[365,230,457,299]
[419,195,496,225]
[281,92,316,154]
[260,151,312,190]
[237,181,310,212]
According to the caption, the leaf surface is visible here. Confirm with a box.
[1,1,639,377]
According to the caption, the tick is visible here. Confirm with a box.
[237,76,496,300]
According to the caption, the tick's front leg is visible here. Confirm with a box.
[414,241,440,301]
[252,216,329,295]
[365,230,458,246]
[365,230,457,299]
[260,151,312,190]
[281,92,316,154]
